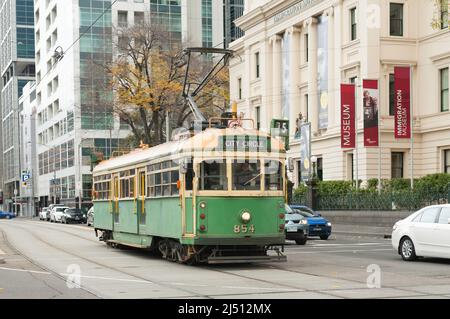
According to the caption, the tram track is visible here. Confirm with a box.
[1,220,437,299]
[1,222,210,299]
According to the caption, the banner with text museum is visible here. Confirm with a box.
[340,84,355,148]
[362,80,379,147]
[394,66,411,139]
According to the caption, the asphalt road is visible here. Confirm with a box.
[1,218,450,299]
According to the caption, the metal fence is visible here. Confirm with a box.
[292,186,450,211]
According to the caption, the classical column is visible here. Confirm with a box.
[304,17,318,134]
[324,7,335,128]
[270,34,282,120]
[287,26,302,137]
[333,0,343,128]
[261,40,272,131]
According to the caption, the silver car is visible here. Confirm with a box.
[285,205,309,245]
[86,206,94,226]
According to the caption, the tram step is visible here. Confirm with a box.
[207,254,287,264]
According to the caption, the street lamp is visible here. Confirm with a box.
[306,156,319,211]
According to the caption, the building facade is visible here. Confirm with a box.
[0,0,35,212]
[19,80,37,217]
[224,0,245,48]
[28,0,225,212]
[229,0,450,187]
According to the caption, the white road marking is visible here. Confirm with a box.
[0,249,5,255]
[0,266,51,275]
[221,286,296,291]
[287,248,393,255]
[307,242,390,247]
[59,273,154,285]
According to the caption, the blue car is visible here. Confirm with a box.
[290,205,332,240]
[0,211,16,219]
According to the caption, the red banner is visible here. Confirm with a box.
[394,66,411,139]
[341,84,356,149]
[363,80,379,147]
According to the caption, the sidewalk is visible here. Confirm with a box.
[331,224,393,239]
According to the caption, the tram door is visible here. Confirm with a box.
[181,161,195,236]
[112,175,119,228]
[137,170,146,232]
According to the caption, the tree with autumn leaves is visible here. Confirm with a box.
[103,22,230,147]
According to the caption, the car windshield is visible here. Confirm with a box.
[285,213,304,221]
[232,160,261,191]
[66,209,81,215]
[199,160,228,191]
[56,207,69,212]
[293,209,315,217]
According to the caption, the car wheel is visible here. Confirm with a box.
[295,238,307,245]
[320,235,329,240]
[6,215,10,220]
[400,237,417,261]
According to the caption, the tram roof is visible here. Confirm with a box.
[93,127,285,174]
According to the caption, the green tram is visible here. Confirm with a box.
[92,125,288,264]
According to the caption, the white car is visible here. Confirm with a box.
[39,207,49,220]
[50,206,70,223]
[392,204,450,261]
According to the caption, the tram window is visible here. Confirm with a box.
[232,160,261,191]
[185,162,194,191]
[155,185,162,196]
[163,185,171,196]
[264,160,282,191]
[129,177,135,198]
[162,172,170,184]
[155,173,161,185]
[200,161,227,191]
[162,161,171,169]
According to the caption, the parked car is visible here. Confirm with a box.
[39,207,49,221]
[392,204,450,261]
[86,206,94,226]
[50,206,70,223]
[0,211,15,219]
[290,205,332,240]
[284,204,308,245]
[61,208,86,224]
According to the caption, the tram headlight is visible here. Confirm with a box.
[199,202,207,209]
[241,211,251,223]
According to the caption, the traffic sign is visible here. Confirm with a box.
[21,170,31,182]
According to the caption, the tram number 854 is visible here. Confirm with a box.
[233,224,255,233]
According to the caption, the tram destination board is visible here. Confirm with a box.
[216,135,273,152]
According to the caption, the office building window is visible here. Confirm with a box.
[444,150,450,173]
[350,76,357,84]
[350,7,357,41]
[317,157,323,181]
[296,160,302,185]
[305,33,309,62]
[255,52,260,79]
[118,11,128,27]
[392,152,404,178]
[255,106,260,130]
[238,78,242,99]
[390,3,404,36]
[442,0,449,29]
[348,153,354,181]
[134,11,144,25]
[305,94,309,122]
[389,73,395,115]
[441,67,449,112]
